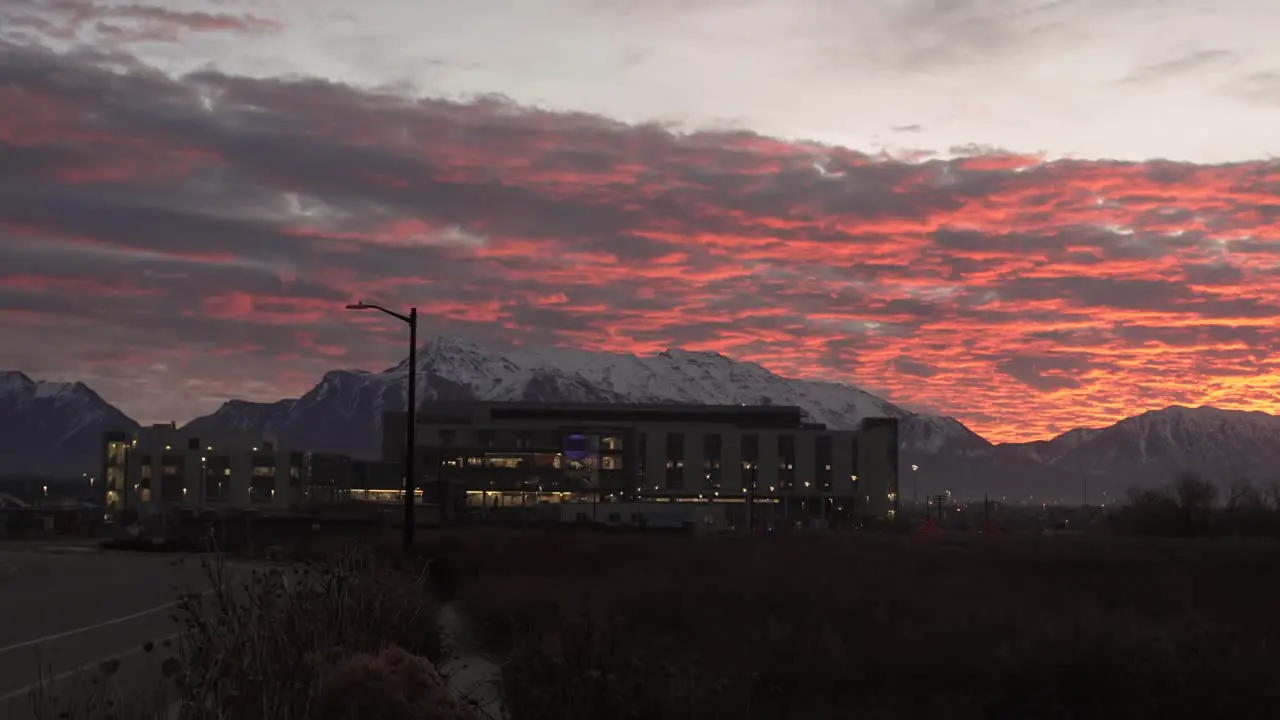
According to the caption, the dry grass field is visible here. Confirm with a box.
[46,525,1280,720]
[435,529,1280,720]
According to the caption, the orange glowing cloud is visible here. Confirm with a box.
[1,40,1280,440]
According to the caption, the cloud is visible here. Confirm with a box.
[1231,71,1280,106]
[2,40,1280,441]
[1124,49,1236,84]
[890,357,939,378]
[995,355,1089,392]
[0,0,281,46]
[4,0,1280,164]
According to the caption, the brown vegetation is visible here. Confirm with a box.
[36,547,462,720]
[40,497,1280,720]
[440,528,1280,720]
[172,549,450,720]
[309,646,479,720]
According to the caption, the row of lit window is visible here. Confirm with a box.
[135,486,278,503]
[142,465,278,476]
[461,432,626,451]
[446,454,624,470]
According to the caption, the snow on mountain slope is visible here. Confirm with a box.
[12,349,1280,497]
[182,398,296,436]
[184,336,989,460]
[1054,406,1280,477]
[995,405,1280,491]
[996,426,1104,464]
[0,370,138,475]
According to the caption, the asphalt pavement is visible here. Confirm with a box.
[0,544,234,719]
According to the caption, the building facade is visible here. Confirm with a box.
[100,424,355,516]
[384,403,900,524]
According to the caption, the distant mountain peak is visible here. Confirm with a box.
[177,334,990,463]
[992,403,1280,492]
[18,339,1280,496]
[0,370,34,394]
[1133,404,1273,421]
[0,370,138,476]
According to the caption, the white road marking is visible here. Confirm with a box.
[0,601,182,656]
[0,631,183,704]
[0,569,241,655]
[0,569,246,705]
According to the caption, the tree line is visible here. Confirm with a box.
[1110,471,1280,537]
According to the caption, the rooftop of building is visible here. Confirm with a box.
[406,401,824,430]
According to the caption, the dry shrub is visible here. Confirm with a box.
[173,546,447,720]
[309,646,479,720]
[451,530,1280,720]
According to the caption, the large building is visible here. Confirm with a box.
[100,424,357,516]
[383,402,900,525]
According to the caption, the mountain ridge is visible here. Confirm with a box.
[6,340,1280,499]
[0,370,139,477]
[183,334,992,461]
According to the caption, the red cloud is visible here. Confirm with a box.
[200,293,334,325]
[0,274,160,297]
[3,52,1280,441]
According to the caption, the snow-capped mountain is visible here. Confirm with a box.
[0,370,138,476]
[998,427,1103,465]
[11,340,1280,499]
[184,336,991,462]
[998,406,1280,491]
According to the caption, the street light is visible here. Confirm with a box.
[346,301,419,552]
[911,464,919,508]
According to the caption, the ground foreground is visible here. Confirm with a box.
[16,531,1280,719]
[437,530,1280,720]
[0,541,465,720]
[0,543,219,719]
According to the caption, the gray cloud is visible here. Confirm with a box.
[3,39,1280,441]
[890,357,938,378]
[1125,49,1236,84]
[995,355,1088,392]
[1230,71,1280,105]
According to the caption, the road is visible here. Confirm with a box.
[0,543,234,719]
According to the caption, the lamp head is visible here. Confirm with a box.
[345,301,370,310]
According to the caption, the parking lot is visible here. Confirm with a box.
[0,543,226,718]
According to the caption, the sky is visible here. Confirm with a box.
[1,0,1279,444]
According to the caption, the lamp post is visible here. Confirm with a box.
[346,301,418,552]
[911,464,919,510]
